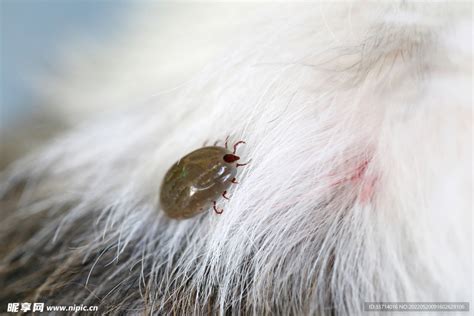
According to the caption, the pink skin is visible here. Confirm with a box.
[359,176,377,204]
[331,158,377,204]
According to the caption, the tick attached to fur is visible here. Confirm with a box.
[160,138,249,219]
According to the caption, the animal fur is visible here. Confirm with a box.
[0,2,472,315]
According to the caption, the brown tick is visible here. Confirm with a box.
[160,138,249,219]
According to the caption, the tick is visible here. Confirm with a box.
[160,138,249,219]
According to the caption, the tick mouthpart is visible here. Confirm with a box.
[223,154,240,163]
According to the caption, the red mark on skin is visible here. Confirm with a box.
[349,160,369,181]
[332,158,377,204]
[359,176,377,204]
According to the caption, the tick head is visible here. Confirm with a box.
[223,154,240,163]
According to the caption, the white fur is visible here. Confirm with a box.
[1,2,472,315]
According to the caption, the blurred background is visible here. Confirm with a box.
[0,0,133,167]
[0,1,258,168]
[1,0,130,126]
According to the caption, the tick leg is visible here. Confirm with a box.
[213,201,224,214]
[233,141,246,154]
[213,140,220,146]
[224,136,230,150]
[236,159,251,168]
[231,177,239,184]
[222,190,230,200]
[203,140,209,146]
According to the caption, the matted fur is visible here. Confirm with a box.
[0,2,471,315]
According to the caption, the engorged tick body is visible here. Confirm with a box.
[160,140,248,219]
